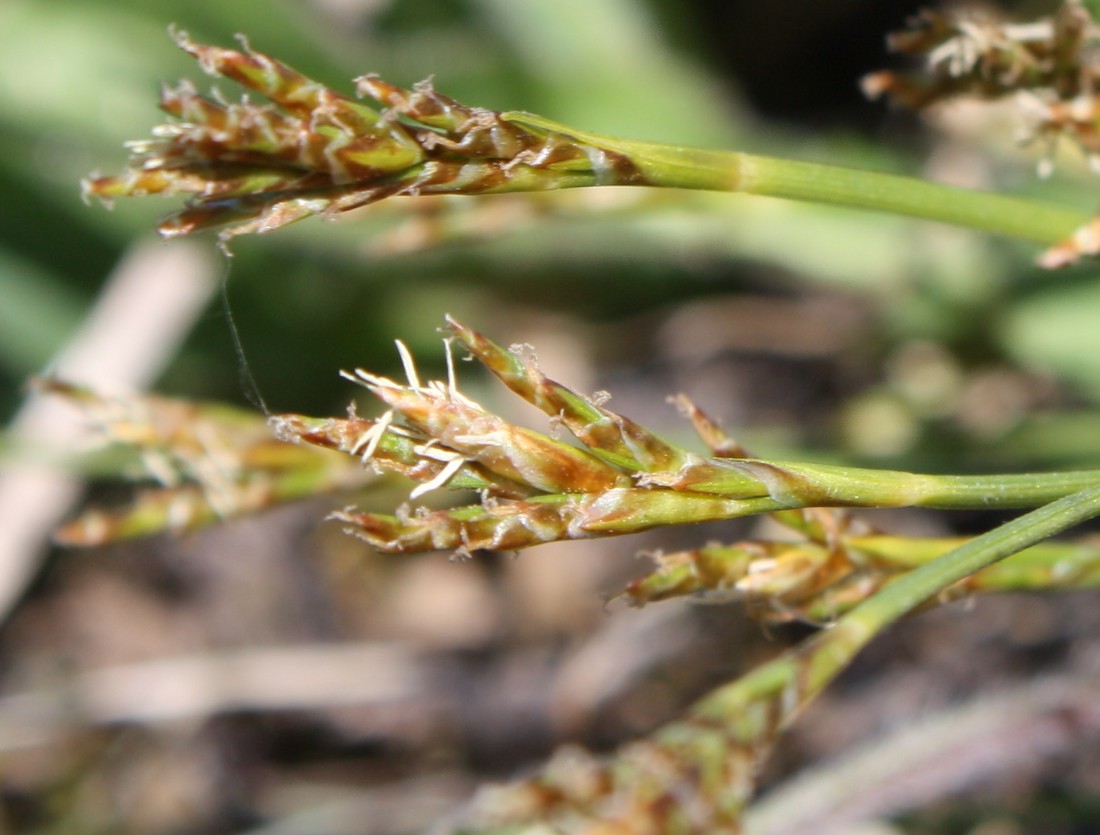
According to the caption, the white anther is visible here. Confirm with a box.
[409,454,468,499]
[395,340,421,389]
[350,409,394,462]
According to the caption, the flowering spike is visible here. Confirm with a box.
[262,320,1100,558]
[333,497,573,554]
[334,490,778,554]
[44,381,369,546]
[84,33,652,241]
[863,4,1099,110]
[617,540,848,618]
[864,2,1100,266]
[56,486,227,547]
[445,316,689,472]
[618,544,757,607]
[269,413,535,499]
[616,522,1100,623]
[341,363,630,496]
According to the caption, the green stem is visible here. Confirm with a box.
[688,460,1100,510]
[512,116,1090,244]
[812,463,1100,509]
[735,153,1086,245]
[633,144,1086,244]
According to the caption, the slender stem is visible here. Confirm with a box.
[821,463,1100,509]
[688,459,1100,510]
[591,136,1089,245]
[737,153,1087,245]
[907,469,1100,508]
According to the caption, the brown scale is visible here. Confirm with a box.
[89,34,653,239]
[161,86,406,184]
[174,31,367,125]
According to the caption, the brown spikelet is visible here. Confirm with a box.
[84,31,647,242]
[46,381,368,545]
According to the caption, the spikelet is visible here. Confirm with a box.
[47,381,367,545]
[83,30,644,243]
[273,328,779,554]
[864,1,1100,266]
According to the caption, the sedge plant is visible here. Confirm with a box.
[68,3,1100,832]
